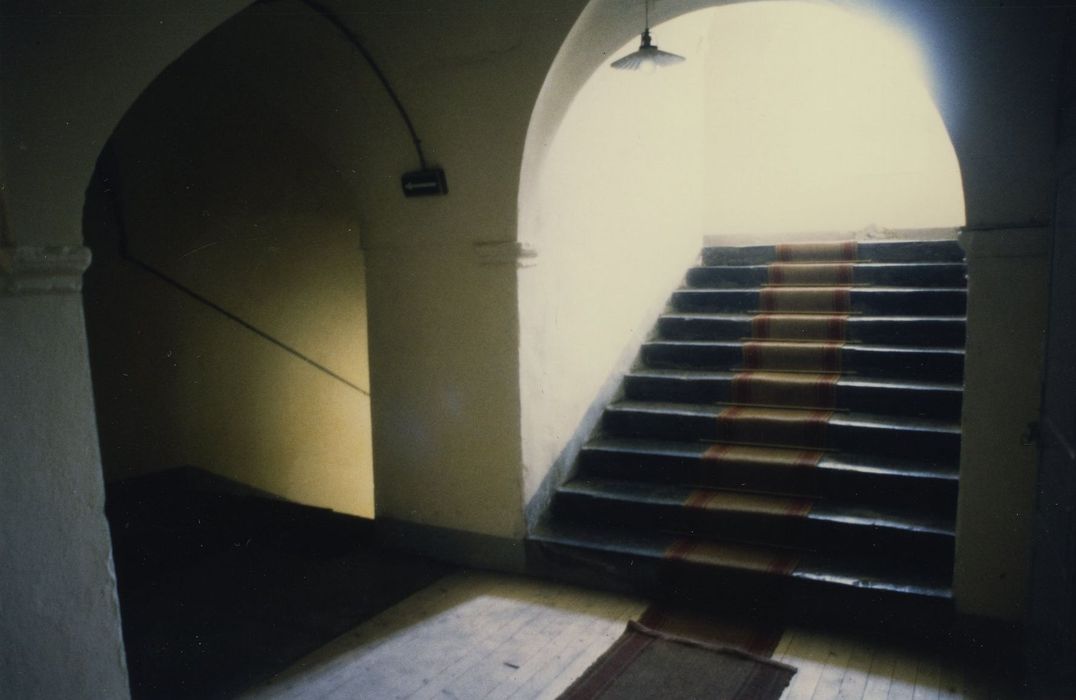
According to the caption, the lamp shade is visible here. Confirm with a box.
[611,29,686,70]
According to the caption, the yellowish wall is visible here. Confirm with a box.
[85,244,374,516]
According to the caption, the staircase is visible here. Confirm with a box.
[532,239,966,616]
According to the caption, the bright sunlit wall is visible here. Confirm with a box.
[518,0,965,515]
[703,1,964,237]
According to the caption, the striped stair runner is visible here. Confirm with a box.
[533,239,966,617]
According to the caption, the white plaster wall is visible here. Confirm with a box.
[518,15,710,509]
[0,294,130,698]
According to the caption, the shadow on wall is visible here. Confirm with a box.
[518,1,965,522]
[82,2,376,518]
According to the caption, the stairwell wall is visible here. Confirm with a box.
[518,15,710,522]
[84,4,376,517]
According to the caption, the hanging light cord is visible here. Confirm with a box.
[259,0,430,170]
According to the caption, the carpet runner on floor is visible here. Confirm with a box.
[558,620,795,700]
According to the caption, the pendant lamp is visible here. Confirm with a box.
[610,0,686,70]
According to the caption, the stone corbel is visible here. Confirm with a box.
[0,245,93,295]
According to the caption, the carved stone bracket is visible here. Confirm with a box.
[0,245,93,295]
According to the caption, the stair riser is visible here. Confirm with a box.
[687,265,966,289]
[672,289,967,316]
[641,344,964,382]
[623,375,963,420]
[578,449,959,511]
[532,538,956,613]
[658,317,967,348]
[552,493,955,567]
[603,410,960,460]
[701,241,965,266]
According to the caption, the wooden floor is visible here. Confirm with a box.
[243,571,1010,700]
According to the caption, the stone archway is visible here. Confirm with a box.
[516,0,965,526]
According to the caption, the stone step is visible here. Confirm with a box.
[602,401,961,461]
[671,287,967,316]
[701,239,964,266]
[531,521,953,603]
[657,313,966,347]
[641,340,964,381]
[624,369,963,419]
[686,262,966,289]
[578,438,959,510]
[554,477,955,565]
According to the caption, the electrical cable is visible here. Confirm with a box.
[260,0,430,170]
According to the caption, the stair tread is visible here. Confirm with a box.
[608,400,961,434]
[644,339,964,354]
[532,521,953,599]
[660,312,967,323]
[628,367,963,393]
[677,286,965,293]
[693,262,965,270]
[583,437,959,479]
[701,240,965,264]
[559,477,956,535]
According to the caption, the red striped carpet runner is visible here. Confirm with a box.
[665,539,800,576]
[775,240,856,261]
[751,314,846,341]
[767,262,853,286]
[742,341,842,373]
[652,241,857,633]
[715,406,832,448]
[759,286,851,313]
[731,371,838,408]
[637,606,784,658]
[702,443,825,470]
[683,490,813,518]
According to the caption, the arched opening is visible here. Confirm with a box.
[518,0,965,520]
[83,3,376,520]
[77,4,437,694]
